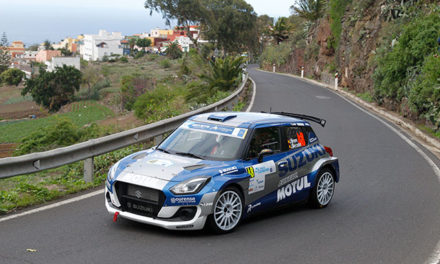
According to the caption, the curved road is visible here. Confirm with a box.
[1,67,440,264]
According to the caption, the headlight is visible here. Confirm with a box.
[107,160,121,181]
[170,177,211,195]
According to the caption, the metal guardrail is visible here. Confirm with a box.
[0,74,249,180]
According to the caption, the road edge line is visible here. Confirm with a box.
[0,189,104,223]
[245,77,257,112]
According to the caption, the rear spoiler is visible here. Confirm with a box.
[270,112,327,127]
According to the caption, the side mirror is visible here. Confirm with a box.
[258,149,274,163]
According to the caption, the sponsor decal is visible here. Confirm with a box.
[146,159,173,167]
[309,137,318,143]
[278,145,327,177]
[247,202,261,213]
[182,121,248,139]
[200,202,213,207]
[246,166,255,178]
[248,161,276,194]
[170,197,196,204]
[277,176,311,202]
[219,166,238,175]
[278,172,299,187]
[127,202,154,213]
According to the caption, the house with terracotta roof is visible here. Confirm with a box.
[8,41,25,58]
[36,50,61,63]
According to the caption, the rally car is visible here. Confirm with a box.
[105,112,339,233]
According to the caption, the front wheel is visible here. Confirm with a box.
[208,187,243,234]
[309,168,335,208]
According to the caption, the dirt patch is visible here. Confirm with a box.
[0,143,17,158]
[98,112,144,131]
[0,101,48,120]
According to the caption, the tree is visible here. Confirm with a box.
[291,0,327,22]
[136,38,152,52]
[43,40,53,50]
[1,32,8,47]
[272,17,292,44]
[28,44,39,51]
[22,65,82,112]
[0,32,10,74]
[129,37,139,55]
[144,0,257,54]
[145,0,208,50]
[166,42,182,59]
[81,64,103,96]
[204,0,257,54]
[0,68,25,86]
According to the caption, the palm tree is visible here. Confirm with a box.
[272,17,291,44]
[291,0,327,22]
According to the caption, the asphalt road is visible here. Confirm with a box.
[1,67,440,264]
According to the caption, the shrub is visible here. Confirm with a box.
[120,74,152,111]
[329,0,351,49]
[133,84,180,122]
[373,13,440,103]
[160,59,171,68]
[0,68,25,86]
[120,56,128,63]
[259,41,292,68]
[15,119,101,155]
[166,42,183,59]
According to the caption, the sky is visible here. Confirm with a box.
[0,0,293,45]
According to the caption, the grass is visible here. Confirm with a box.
[416,124,440,139]
[0,144,145,214]
[3,94,33,104]
[0,101,114,143]
[356,92,374,102]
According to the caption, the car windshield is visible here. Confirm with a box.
[158,121,247,160]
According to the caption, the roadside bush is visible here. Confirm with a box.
[259,41,292,68]
[120,74,153,111]
[1,68,25,86]
[15,119,101,155]
[167,42,183,59]
[374,12,440,103]
[120,56,128,63]
[133,84,181,122]
[160,59,171,68]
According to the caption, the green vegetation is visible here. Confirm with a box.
[291,0,327,22]
[0,101,114,143]
[145,0,257,54]
[22,65,82,112]
[15,119,102,155]
[374,11,440,127]
[166,42,183,59]
[0,68,24,86]
[160,58,171,68]
[329,0,351,49]
[136,38,152,52]
[0,144,143,214]
[259,41,293,68]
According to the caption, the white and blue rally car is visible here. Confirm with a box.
[105,112,339,233]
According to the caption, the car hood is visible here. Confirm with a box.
[116,150,237,182]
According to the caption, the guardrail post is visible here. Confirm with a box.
[301,66,304,78]
[84,157,94,183]
[334,72,339,90]
[273,64,276,73]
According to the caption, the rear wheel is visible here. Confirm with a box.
[208,187,243,234]
[309,168,335,208]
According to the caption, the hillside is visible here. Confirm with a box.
[260,0,440,134]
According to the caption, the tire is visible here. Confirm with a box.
[309,168,335,208]
[208,186,244,234]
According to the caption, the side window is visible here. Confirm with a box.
[284,126,308,150]
[247,127,281,159]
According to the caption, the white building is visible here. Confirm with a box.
[81,30,123,61]
[46,56,80,72]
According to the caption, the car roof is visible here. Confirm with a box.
[189,112,310,128]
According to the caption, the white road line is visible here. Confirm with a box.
[263,69,440,264]
[0,189,104,223]
[0,77,258,223]
[245,77,257,112]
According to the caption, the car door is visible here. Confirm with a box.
[242,125,291,213]
[275,125,315,204]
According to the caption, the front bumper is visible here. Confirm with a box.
[105,189,217,230]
